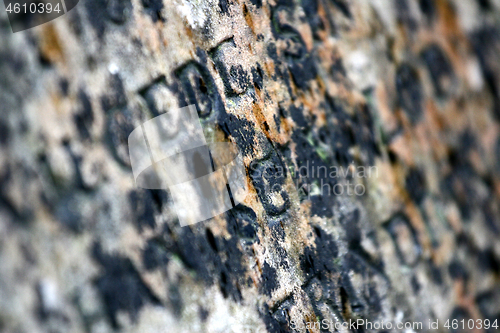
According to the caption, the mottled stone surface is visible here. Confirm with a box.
[1,0,500,332]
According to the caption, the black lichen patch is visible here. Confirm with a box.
[165,227,216,283]
[421,44,456,98]
[128,189,157,231]
[84,0,108,38]
[271,5,317,89]
[55,194,83,233]
[266,43,280,64]
[325,98,357,166]
[85,0,133,34]
[142,0,165,22]
[310,194,336,218]
[352,104,380,165]
[342,209,361,245]
[160,224,247,302]
[219,237,246,300]
[411,275,421,293]
[217,112,259,157]
[176,61,224,119]
[249,0,262,8]
[260,262,279,296]
[301,0,325,40]
[107,0,132,24]
[495,137,500,173]
[149,189,169,211]
[448,261,469,281]
[229,65,250,94]
[478,0,492,11]
[219,0,230,14]
[260,303,290,333]
[239,221,258,241]
[251,65,264,91]
[366,280,383,315]
[0,119,9,145]
[341,253,385,317]
[396,0,418,32]
[477,249,500,274]
[289,104,308,129]
[343,212,386,277]
[338,278,366,317]
[442,158,482,221]
[106,107,136,166]
[330,58,347,82]
[482,200,500,235]
[405,167,426,204]
[396,64,424,124]
[168,283,183,317]
[67,9,83,36]
[199,306,209,321]
[143,238,170,271]
[458,130,478,161]
[476,291,500,331]
[288,54,317,90]
[419,0,436,20]
[100,74,127,112]
[286,128,337,218]
[59,78,69,97]
[429,261,444,285]
[301,226,339,280]
[471,28,500,121]
[210,41,250,96]
[92,243,160,328]
[226,205,259,242]
[450,307,473,331]
[74,90,94,141]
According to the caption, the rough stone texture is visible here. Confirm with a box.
[1,0,500,332]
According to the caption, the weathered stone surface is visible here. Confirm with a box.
[1,0,500,332]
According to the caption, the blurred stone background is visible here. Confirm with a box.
[1,0,500,332]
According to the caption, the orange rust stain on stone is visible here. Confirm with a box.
[390,134,415,166]
[436,0,461,38]
[264,60,275,76]
[242,3,255,36]
[453,279,483,331]
[375,82,399,133]
[39,24,64,65]
[251,102,273,140]
[184,25,194,41]
[404,203,432,257]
